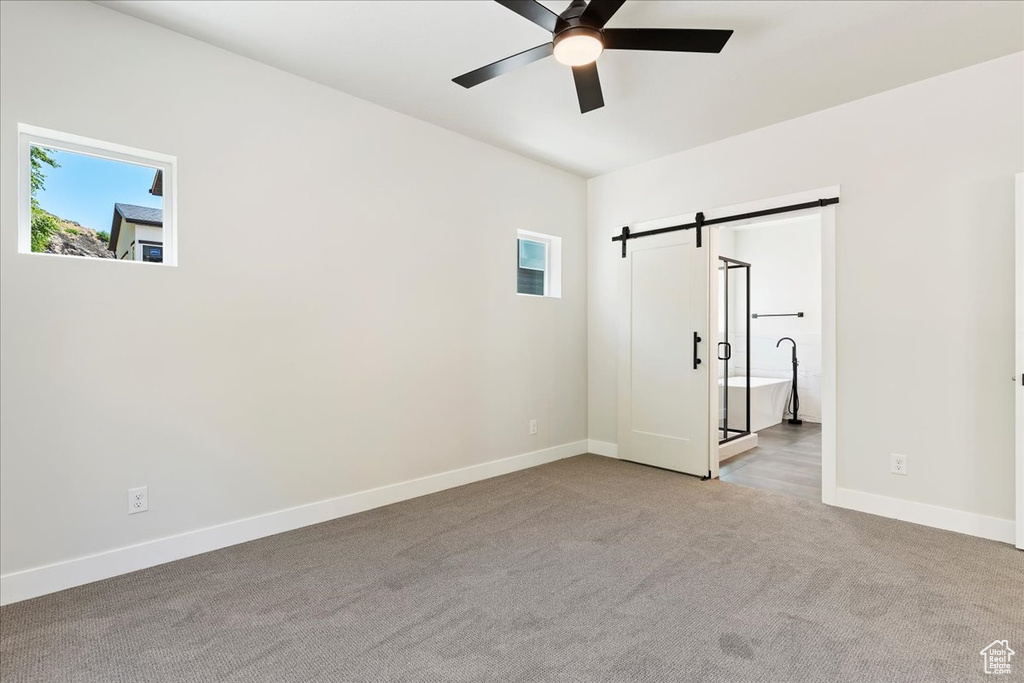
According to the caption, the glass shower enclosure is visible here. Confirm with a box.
[718,256,751,444]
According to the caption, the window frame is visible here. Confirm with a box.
[17,123,178,267]
[516,229,562,298]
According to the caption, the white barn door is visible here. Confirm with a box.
[618,228,710,476]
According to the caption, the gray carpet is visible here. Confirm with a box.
[1,455,1021,683]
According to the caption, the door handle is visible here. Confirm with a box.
[693,332,702,369]
[717,341,732,361]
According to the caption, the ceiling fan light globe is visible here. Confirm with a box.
[553,28,604,66]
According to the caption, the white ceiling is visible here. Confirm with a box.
[97,1,1023,177]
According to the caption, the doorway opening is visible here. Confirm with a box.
[714,214,825,502]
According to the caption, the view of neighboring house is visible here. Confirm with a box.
[108,170,163,262]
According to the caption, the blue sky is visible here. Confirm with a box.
[34,147,162,233]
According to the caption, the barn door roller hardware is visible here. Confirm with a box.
[613,197,839,257]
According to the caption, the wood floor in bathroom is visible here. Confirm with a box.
[719,422,822,501]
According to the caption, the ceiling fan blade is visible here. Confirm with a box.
[495,0,559,33]
[603,28,733,53]
[579,0,627,28]
[572,62,604,114]
[453,43,554,88]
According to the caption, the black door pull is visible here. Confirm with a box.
[693,332,702,369]
[717,341,732,361]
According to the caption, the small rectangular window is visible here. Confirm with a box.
[518,239,546,296]
[18,124,177,266]
[141,243,164,263]
[516,230,561,298]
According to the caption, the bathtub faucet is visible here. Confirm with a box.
[776,337,797,364]
[776,337,802,425]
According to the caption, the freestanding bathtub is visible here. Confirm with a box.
[718,376,792,433]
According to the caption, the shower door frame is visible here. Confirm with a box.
[718,256,751,445]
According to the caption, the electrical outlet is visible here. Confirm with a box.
[128,486,148,514]
[529,419,538,435]
[890,454,907,476]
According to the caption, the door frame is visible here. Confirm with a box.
[1016,172,1023,550]
[706,187,839,506]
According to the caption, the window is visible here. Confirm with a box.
[518,239,546,295]
[18,124,176,266]
[516,229,561,298]
[141,243,164,263]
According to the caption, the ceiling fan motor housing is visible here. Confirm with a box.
[555,25,602,44]
[555,0,598,33]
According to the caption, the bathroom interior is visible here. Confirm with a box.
[716,215,823,501]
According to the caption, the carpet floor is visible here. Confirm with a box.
[1,454,1021,682]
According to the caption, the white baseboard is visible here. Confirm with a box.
[0,440,588,606]
[835,487,1015,544]
[587,439,618,458]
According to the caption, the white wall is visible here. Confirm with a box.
[589,53,1023,522]
[116,220,136,260]
[0,1,587,586]
[721,217,823,423]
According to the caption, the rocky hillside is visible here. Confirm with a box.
[39,213,114,259]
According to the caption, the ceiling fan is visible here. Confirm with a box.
[452,0,733,114]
